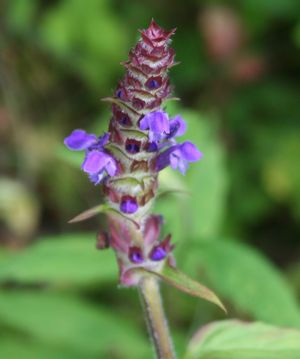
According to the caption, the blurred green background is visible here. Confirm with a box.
[1,0,300,358]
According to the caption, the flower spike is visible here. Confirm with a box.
[64,24,225,358]
[64,20,204,285]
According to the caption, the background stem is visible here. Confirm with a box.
[139,276,176,359]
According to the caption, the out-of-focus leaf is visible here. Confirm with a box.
[287,262,300,300]
[157,188,191,199]
[0,178,39,240]
[237,0,300,35]
[0,335,82,359]
[0,291,150,358]
[260,129,300,219]
[183,240,300,327]
[227,81,300,227]
[184,319,300,359]
[156,106,228,241]
[6,0,38,33]
[39,0,128,89]
[182,110,228,239]
[0,234,117,285]
[294,22,300,48]
[56,145,84,168]
[142,265,226,312]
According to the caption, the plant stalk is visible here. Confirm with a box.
[139,275,176,359]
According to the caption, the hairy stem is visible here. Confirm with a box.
[139,276,176,359]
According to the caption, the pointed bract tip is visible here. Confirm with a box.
[140,19,176,44]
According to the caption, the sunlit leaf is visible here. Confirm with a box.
[184,320,300,359]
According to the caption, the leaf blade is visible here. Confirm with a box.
[0,233,117,286]
[0,291,150,358]
[182,239,300,327]
[185,320,300,359]
[144,265,226,313]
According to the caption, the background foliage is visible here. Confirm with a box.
[1,0,300,358]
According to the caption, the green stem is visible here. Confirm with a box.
[139,276,176,359]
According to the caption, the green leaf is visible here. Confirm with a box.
[182,240,300,327]
[156,107,228,241]
[6,0,38,34]
[39,0,128,89]
[0,334,82,359]
[0,233,117,285]
[181,110,228,239]
[143,265,226,312]
[0,291,150,358]
[56,145,84,168]
[184,320,300,359]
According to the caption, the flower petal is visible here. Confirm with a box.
[140,111,170,134]
[170,150,189,174]
[178,158,189,175]
[169,150,180,169]
[169,115,187,137]
[139,115,150,130]
[120,196,138,214]
[89,171,105,185]
[105,157,117,176]
[148,111,170,134]
[64,129,97,150]
[150,246,167,261]
[180,141,203,162]
[155,145,178,171]
[82,150,110,174]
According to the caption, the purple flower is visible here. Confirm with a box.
[64,129,98,150]
[156,141,203,174]
[139,110,170,142]
[64,129,116,184]
[167,115,186,139]
[82,150,117,184]
[150,246,167,261]
[120,196,139,214]
[128,246,144,263]
[149,234,174,261]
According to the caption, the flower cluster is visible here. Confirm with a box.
[139,110,202,174]
[64,20,202,285]
[64,130,116,185]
